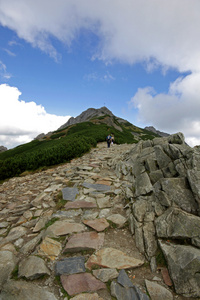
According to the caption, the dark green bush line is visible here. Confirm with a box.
[0,121,157,180]
[0,136,96,180]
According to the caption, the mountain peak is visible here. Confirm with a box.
[58,106,113,130]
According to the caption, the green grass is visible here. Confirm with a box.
[44,217,60,229]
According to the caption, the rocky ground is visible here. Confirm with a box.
[0,142,195,299]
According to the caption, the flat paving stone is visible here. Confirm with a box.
[53,209,83,218]
[60,273,106,296]
[97,196,112,208]
[64,231,105,253]
[45,220,86,237]
[82,182,111,192]
[62,187,79,201]
[65,200,97,210]
[83,218,110,232]
[107,214,127,228]
[93,268,119,282]
[86,247,144,270]
[38,237,62,260]
[95,180,112,186]
[55,256,86,275]
[71,293,104,300]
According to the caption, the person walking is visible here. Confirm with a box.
[106,134,112,148]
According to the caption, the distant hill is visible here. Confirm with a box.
[0,107,161,180]
[144,126,169,137]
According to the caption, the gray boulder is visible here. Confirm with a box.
[18,255,50,280]
[159,241,200,297]
[0,280,58,300]
[0,251,18,290]
[155,207,200,244]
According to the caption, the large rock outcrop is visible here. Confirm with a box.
[110,132,200,297]
[0,146,7,153]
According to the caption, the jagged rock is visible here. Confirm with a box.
[0,250,18,289]
[111,269,150,300]
[143,222,157,258]
[187,169,200,212]
[155,207,200,243]
[0,226,27,246]
[145,279,173,300]
[154,145,172,169]
[20,231,44,254]
[0,145,7,153]
[135,172,153,196]
[18,255,50,280]
[157,178,197,214]
[167,132,185,144]
[159,240,200,297]
[132,198,148,222]
[0,280,58,300]
[134,218,145,254]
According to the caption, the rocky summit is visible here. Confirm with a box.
[0,133,200,299]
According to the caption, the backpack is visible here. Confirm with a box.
[106,135,111,143]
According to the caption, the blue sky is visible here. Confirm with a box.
[0,0,200,149]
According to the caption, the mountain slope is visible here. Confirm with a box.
[0,107,160,180]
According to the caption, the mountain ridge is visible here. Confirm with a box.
[58,106,114,130]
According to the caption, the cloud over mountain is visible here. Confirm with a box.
[1,0,200,146]
[0,84,70,149]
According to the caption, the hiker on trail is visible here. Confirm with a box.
[106,134,112,148]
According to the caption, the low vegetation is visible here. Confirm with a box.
[0,117,158,181]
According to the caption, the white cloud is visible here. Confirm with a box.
[1,1,200,146]
[84,71,115,82]
[0,60,11,79]
[129,72,200,147]
[3,48,16,56]
[0,0,199,71]
[0,84,70,149]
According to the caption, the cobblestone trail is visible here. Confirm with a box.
[0,143,185,299]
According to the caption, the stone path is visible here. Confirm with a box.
[0,143,186,299]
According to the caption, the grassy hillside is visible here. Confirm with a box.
[0,118,159,181]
